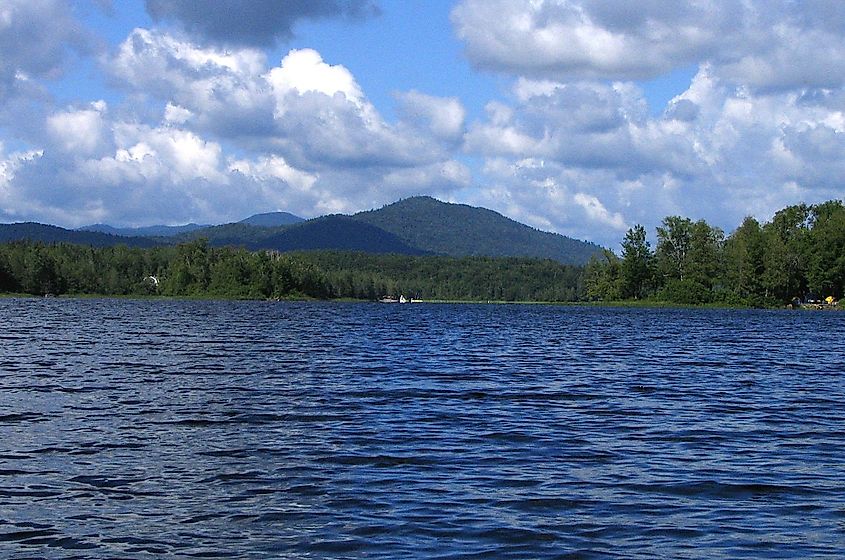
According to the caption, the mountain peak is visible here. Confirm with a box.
[239,211,304,227]
[354,196,601,264]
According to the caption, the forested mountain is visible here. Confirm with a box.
[78,211,302,237]
[238,211,304,227]
[170,223,286,246]
[251,215,425,254]
[353,196,602,265]
[2,197,603,264]
[79,223,209,237]
[0,223,158,248]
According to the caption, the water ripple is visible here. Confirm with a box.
[0,299,844,558]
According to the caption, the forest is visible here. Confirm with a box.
[0,200,842,306]
[0,240,582,302]
[585,200,845,306]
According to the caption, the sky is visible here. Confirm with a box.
[2,0,845,248]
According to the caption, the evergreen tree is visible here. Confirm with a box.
[620,224,653,299]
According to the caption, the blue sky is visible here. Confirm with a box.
[2,1,844,247]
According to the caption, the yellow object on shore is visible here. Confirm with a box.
[826,296,835,305]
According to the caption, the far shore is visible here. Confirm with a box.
[4,291,839,311]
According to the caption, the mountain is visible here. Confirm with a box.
[249,215,425,254]
[2,198,603,264]
[238,211,304,227]
[353,196,602,264]
[76,211,303,238]
[0,223,159,248]
[79,223,209,237]
[170,223,285,246]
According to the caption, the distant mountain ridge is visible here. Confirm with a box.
[238,211,304,227]
[0,223,158,248]
[79,210,304,237]
[249,215,425,254]
[79,223,209,237]
[353,196,601,265]
[1,198,603,264]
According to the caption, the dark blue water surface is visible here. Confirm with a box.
[1,298,844,559]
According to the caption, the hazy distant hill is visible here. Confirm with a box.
[170,223,285,246]
[238,211,304,227]
[2,198,602,264]
[79,223,208,237]
[249,215,425,254]
[353,196,602,264]
[77,210,302,239]
[0,223,158,248]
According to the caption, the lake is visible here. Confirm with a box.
[1,298,843,558]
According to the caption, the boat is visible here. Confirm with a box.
[379,295,412,303]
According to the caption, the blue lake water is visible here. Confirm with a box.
[0,298,844,558]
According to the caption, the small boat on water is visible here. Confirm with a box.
[379,295,411,303]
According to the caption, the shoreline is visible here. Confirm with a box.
[5,291,838,311]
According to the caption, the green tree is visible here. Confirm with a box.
[655,216,693,283]
[655,217,723,303]
[806,200,845,298]
[722,216,767,305]
[620,224,653,299]
[762,203,810,301]
[584,249,622,301]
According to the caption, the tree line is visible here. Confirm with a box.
[585,200,845,306]
[0,240,583,302]
[1,199,842,306]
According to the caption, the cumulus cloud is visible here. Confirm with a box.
[0,0,94,137]
[111,27,271,131]
[465,79,701,179]
[144,0,379,47]
[2,27,467,228]
[445,0,845,245]
[452,0,845,91]
[109,32,447,171]
[396,91,466,142]
[0,0,91,99]
[6,1,845,249]
[459,66,845,245]
[451,0,739,81]
[46,101,110,156]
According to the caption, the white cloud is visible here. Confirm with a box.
[228,155,317,193]
[396,90,466,141]
[573,192,627,231]
[452,0,845,91]
[463,64,845,246]
[111,28,269,121]
[0,0,91,102]
[381,160,472,193]
[266,48,364,115]
[164,102,193,124]
[452,0,736,81]
[46,102,109,156]
[82,122,228,186]
[2,29,470,228]
[110,31,449,171]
